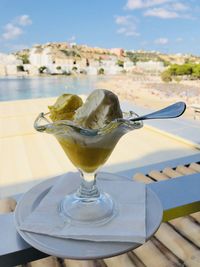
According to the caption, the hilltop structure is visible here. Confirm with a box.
[3,42,199,76]
[26,42,130,75]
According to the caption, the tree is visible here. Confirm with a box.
[192,64,200,79]
[168,64,178,75]
[126,51,139,65]
[161,70,172,82]
[72,66,77,71]
[168,63,193,76]
[162,60,170,67]
[162,63,200,80]
[17,65,25,72]
[98,68,104,75]
[38,66,47,74]
[176,64,193,75]
[18,54,30,64]
[116,60,124,67]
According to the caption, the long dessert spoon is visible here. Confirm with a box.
[118,102,186,123]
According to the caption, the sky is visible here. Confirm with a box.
[0,0,200,55]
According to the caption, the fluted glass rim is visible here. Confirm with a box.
[34,111,143,136]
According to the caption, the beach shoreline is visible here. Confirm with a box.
[0,73,200,121]
[95,74,200,121]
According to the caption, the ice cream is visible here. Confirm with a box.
[48,94,83,121]
[57,139,114,173]
[48,89,123,173]
[74,89,123,129]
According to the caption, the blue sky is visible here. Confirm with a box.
[0,0,200,55]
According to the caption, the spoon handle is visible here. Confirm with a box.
[131,102,186,122]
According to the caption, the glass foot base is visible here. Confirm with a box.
[59,192,116,225]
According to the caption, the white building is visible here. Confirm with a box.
[101,59,116,68]
[29,46,54,67]
[0,53,22,76]
[42,47,54,66]
[136,61,164,72]
[104,65,122,75]
[124,61,134,72]
[29,46,43,66]
[86,66,98,75]
[0,53,22,65]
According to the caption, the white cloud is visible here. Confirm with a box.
[16,15,32,26]
[144,7,179,18]
[125,0,171,10]
[115,15,139,36]
[1,15,32,41]
[171,2,188,11]
[154,37,169,44]
[116,16,130,24]
[125,1,192,20]
[2,23,23,40]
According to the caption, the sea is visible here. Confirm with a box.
[0,76,108,101]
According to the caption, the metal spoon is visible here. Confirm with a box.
[118,102,186,123]
[35,102,186,134]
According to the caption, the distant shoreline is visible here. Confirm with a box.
[0,74,200,121]
[96,75,200,121]
[0,73,118,79]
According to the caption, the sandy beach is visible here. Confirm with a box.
[96,74,200,120]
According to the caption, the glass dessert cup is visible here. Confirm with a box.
[34,112,143,225]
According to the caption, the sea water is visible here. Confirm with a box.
[0,75,108,101]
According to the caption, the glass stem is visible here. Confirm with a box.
[76,170,100,199]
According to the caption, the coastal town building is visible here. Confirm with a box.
[0,53,22,76]
[111,48,124,57]
[136,61,165,72]
[1,42,200,77]
[124,61,134,71]
[27,43,129,75]
[29,45,54,66]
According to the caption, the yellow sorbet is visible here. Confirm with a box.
[48,94,83,121]
[57,137,114,173]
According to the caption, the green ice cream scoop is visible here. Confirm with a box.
[48,94,83,121]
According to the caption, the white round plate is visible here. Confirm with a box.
[14,173,163,260]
